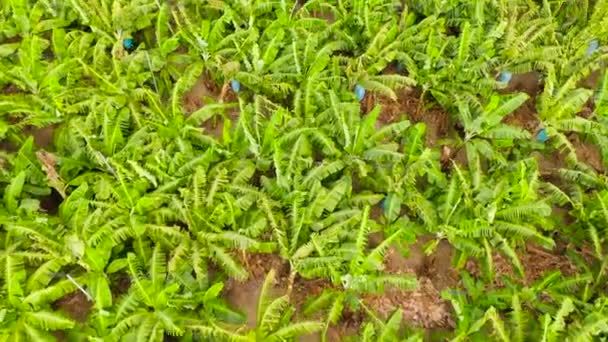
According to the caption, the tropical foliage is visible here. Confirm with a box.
[1,0,607,341]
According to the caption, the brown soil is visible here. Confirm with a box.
[370,233,458,290]
[0,128,56,152]
[578,101,594,118]
[183,73,239,141]
[363,276,454,329]
[300,312,363,342]
[225,253,339,341]
[182,74,215,112]
[503,98,540,133]
[369,205,384,221]
[500,71,543,135]
[224,253,330,326]
[552,206,576,227]
[224,250,447,341]
[532,150,565,178]
[52,332,66,341]
[183,73,237,113]
[363,236,456,330]
[222,223,578,335]
[40,189,63,215]
[498,69,604,174]
[323,324,360,342]
[439,144,469,171]
[382,241,426,276]
[578,69,601,90]
[111,272,132,299]
[452,147,468,167]
[571,135,604,172]
[376,88,449,146]
[465,244,578,287]
[360,91,374,115]
[239,252,289,280]
[52,291,93,322]
[424,241,459,291]
[302,2,336,23]
[26,124,57,150]
[0,140,17,152]
[503,97,603,175]
[310,10,335,23]
[1,84,21,94]
[532,133,604,176]
[224,276,266,327]
[499,71,543,97]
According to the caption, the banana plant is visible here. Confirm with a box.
[60,126,259,282]
[446,268,603,342]
[452,93,531,167]
[56,182,131,334]
[341,21,416,100]
[256,177,358,295]
[288,31,348,119]
[120,4,191,105]
[405,19,502,110]
[360,120,444,229]
[65,0,157,42]
[463,295,608,342]
[188,269,323,342]
[296,1,419,100]
[542,164,608,293]
[231,27,296,100]
[171,3,242,85]
[0,138,54,211]
[428,159,554,280]
[0,29,77,145]
[108,246,236,341]
[359,308,424,342]
[175,1,297,100]
[535,69,608,171]
[302,206,417,342]
[0,222,76,341]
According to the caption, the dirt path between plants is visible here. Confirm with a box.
[225,236,459,341]
[363,237,456,330]
[465,243,580,287]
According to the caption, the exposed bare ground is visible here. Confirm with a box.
[363,237,456,329]
[183,73,239,141]
[465,244,579,287]
[225,236,460,340]
[375,88,450,147]
[52,291,92,323]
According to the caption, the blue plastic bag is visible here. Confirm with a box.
[122,38,135,50]
[498,71,512,83]
[536,128,548,143]
[355,84,366,101]
[396,62,405,73]
[230,80,241,93]
[586,39,599,57]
